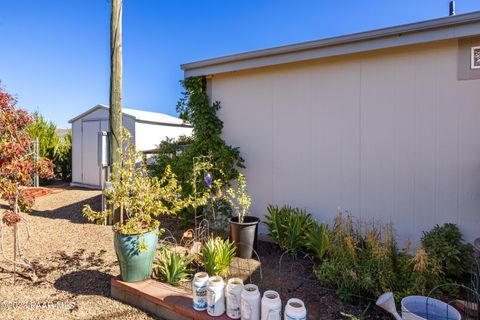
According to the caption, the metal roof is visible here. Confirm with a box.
[181,11,480,77]
[68,104,191,127]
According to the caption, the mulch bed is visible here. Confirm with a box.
[158,217,388,320]
[0,183,153,320]
[0,183,388,320]
[22,187,64,199]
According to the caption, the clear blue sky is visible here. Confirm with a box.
[1,1,479,128]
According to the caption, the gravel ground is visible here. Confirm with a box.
[0,184,155,320]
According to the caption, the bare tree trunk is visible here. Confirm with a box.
[109,0,123,177]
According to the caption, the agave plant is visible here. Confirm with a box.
[154,247,192,286]
[201,237,236,278]
[306,221,330,260]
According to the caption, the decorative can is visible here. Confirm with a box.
[241,284,261,320]
[192,272,209,311]
[226,278,244,319]
[207,276,225,317]
[261,290,281,320]
[284,298,306,320]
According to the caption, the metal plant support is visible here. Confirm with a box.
[192,155,212,240]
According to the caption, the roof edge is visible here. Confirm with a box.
[181,11,480,75]
[68,104,108,123]
[69,105,190,127]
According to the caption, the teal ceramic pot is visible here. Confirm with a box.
[114,228,158,282]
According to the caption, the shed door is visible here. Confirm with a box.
[81,121,101,186]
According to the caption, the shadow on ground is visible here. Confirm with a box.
[54,269,112,296]
[49,249,115,296]
[29,190,102,224]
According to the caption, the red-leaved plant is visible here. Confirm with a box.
[0,85,53,224]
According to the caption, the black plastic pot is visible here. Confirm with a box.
[229,216,260,259]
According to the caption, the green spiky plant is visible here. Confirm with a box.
[154,247,192,286]
[306,221,330,260]
[265,205,313,252]
[201,237,236,278]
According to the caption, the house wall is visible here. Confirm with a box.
[134,122,192,152]
[209,39,480,244]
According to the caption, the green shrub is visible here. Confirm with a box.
[154,247,191,285]
[315,212,394,299]
[202,237,236,277]
[264,205,313,252]
[315,211,444,301]
[305,221,330,260]
[150,77,244,227]
[421,223,474,279]
[28,113,72,181]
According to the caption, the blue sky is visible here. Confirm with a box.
[1,1,479,128]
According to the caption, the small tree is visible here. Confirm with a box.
[0,85,54,217]
[83,129,208,248]
[0,84,53,281]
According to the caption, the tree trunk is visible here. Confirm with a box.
[109,0,123,177]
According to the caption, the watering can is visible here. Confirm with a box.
[376,292,462,320]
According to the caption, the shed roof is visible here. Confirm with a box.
[68,104,191,127]
[181,11,480,77]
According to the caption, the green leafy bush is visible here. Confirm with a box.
[315,211,444,301]
[28,113,72,181]
[264,205,313,252]
[150,77,244,227]
[201,237,236,277]
[83,129,207,239]
[421,223,474,279]
[306,221,330,260]
[154,247,191,286]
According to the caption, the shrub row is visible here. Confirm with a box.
[264,205,474,301]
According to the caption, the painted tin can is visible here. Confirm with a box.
[207,276,225,317]
[241,284,261,320]
[261,290,282,320]
[192,272,209,311]
[226,278,244,319]
[284,298,306,320]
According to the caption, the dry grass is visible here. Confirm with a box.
[0,184,154,320]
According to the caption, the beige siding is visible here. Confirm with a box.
[210,40,480,243]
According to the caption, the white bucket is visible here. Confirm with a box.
[401,296,462,320]
[226,278,244,319]
[284,298,306,320]
[192,272,209,311]
[261,290,282,320]
[207,276,225,317]
[241,284,261,320]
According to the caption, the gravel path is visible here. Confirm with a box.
[0,185,155,320]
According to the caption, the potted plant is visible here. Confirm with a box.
[225,174,258,259]
[83,129,201,282]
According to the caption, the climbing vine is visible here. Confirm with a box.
[150,77,244,225]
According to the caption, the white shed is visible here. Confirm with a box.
[181,12,480,243]
[69,104,192,189]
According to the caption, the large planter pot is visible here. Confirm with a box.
[229,216,259,259]
[114,228,158,282]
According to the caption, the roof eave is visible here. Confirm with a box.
[181,11,480,77]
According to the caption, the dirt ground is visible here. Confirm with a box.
[0,184,154,320]
[0,183,386,320]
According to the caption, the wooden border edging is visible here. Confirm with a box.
[111,277,230,320]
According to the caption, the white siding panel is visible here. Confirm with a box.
[134,122,192,152]
[211,40,480,243]
[71,120,82,184]
[215,73,274,233]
